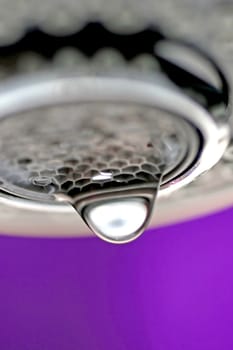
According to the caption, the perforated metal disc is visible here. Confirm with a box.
[0,102,199,203]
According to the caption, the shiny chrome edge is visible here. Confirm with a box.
[0,184,232,237]
[0,75,229,195]
[0,74,229,236]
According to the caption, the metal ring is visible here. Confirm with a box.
[0,23,230,238]
[0,74,229,198]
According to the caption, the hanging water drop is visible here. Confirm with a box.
[83,197,150,243]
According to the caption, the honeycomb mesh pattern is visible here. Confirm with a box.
[0,103,189,201]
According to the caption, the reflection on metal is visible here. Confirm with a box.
[0,1,231,241]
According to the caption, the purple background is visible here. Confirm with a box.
[0,208,233,350]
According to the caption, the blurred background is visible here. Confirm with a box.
[0,207,233,350]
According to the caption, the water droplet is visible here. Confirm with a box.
[52,137,168,243]
[59,160,165,243]
[82,198,150,243]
